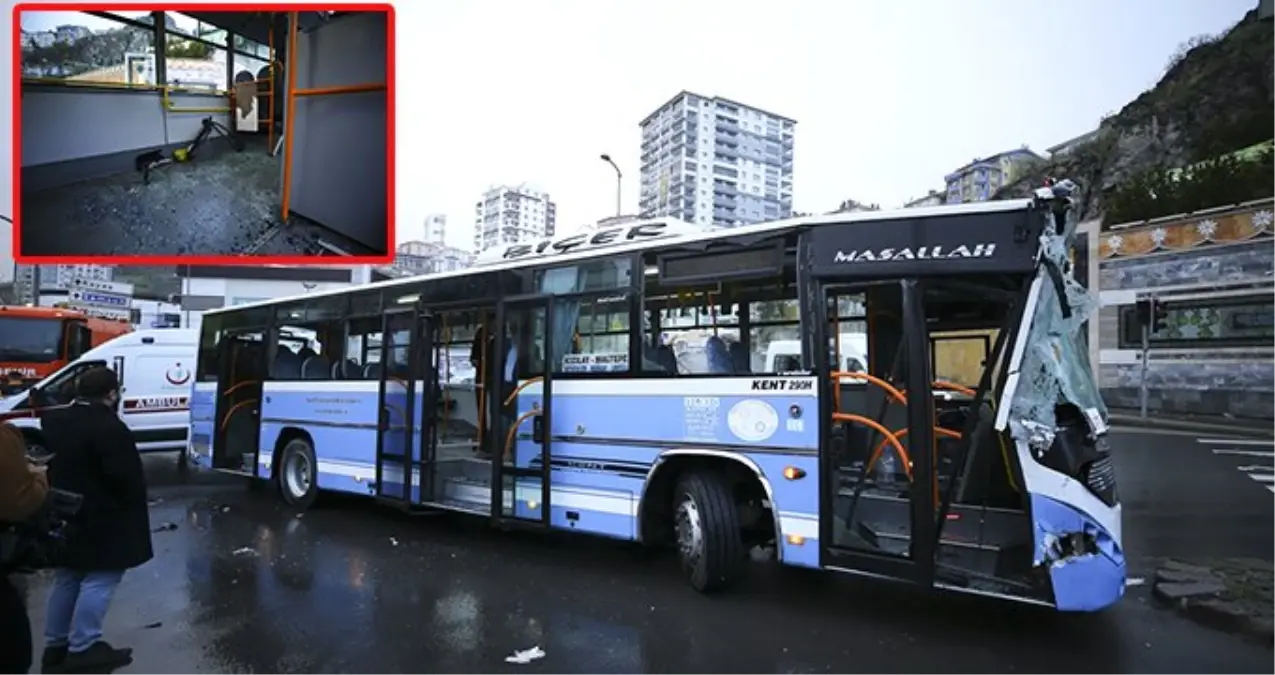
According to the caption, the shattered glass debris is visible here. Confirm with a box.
[1007,184,1107,452]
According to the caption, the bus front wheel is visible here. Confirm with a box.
[674,471,745,593]
[276,437,319,510]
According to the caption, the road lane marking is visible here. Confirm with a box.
[1246,473,1274,483]
[1210,449,1275,458]
[1197,438,1274,446]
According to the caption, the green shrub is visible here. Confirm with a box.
[1104,143,1273,226]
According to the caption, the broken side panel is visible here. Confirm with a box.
[1000,185,1126,612]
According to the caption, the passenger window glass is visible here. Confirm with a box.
[750,298,800,374]
[931,331,996,387]
[827,294,869,374]
[436,312,479,385]
[536,258,632,294]
[273,317,348,381]
[559,294,631,374]
[657,296,740,375]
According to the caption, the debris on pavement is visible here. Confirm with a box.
[232,546,259,557]
[147,498,164,507]
[389,537,399,546]
[143,621,163,629]
[1126,577,1145,587]
[151,522,178,533]
[1151,558,1273,648]
[505,646,545,664]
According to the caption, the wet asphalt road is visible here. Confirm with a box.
[14,428,1274,674]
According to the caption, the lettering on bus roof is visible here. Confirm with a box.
[475,220,702,266]
[805,209,1043,278]
[832,244,997,264]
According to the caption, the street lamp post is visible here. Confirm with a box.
[600,153,622,217]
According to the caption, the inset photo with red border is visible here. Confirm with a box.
[13,3,395,264]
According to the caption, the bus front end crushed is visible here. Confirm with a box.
[998,185,1124,612]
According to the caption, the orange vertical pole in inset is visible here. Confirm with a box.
[280,11,300,222]
[266,16,275,152]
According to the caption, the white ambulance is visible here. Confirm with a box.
[0,329,198,456]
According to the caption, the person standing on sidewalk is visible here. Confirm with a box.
[0,422,51,674]
[41,367,153,673]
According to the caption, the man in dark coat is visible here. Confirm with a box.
[40,367,151,673]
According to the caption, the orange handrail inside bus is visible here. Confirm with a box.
[220,399,258,432]
[280,11,300,221]
[830,371,907,405]
[221,379,260,398]
[504,376,544,407]
[867,426,962,477]
[266,16,275,150]
[831,412,912,480]
[504,409,541,462]
[293,83,386,97]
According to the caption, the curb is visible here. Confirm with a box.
[1152,560,1274,649]
[1109,414,1274,438]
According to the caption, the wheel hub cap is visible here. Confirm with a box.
[675,497,703,564]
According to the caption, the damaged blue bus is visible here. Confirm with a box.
[187,181,1123,611]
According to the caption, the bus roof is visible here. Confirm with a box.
[205,198,1038,317]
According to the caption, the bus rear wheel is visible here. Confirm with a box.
[674,471,746,593]
[277,437,319,510]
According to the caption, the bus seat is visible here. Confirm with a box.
[704,336,733,374]
[656,344,677,373]
[363,362,382,380]
[297,346,318,362]
[728,341,750,374]
[302,356,331,379]
[273,350,303,380]
[336,359,360,380]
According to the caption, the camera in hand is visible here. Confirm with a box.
[0,487,84,573]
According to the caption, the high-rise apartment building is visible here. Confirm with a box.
[472,184,557,253]
[423,213,447,245]
[639,91,794,228]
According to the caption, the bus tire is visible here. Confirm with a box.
[276,437,319,510]
[674,470,746,593]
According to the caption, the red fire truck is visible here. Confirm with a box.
[0,305,133,395]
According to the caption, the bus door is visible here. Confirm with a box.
[490,296,553,527]
[212,328,268,474]
[373,308,435,505]
[816,280,938,587]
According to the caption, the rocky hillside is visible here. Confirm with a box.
[995,8,1274,221]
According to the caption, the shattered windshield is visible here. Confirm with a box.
[1005,190,1107,450]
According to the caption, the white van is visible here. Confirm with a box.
[764,334,868,373]
[0,329,198,456]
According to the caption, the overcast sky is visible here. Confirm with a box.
[3,1,1258,252]
[400,0,1254,248]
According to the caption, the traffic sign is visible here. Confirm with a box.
[68,289,130,308]
[72,306,131,322]
[70,277,134,296]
